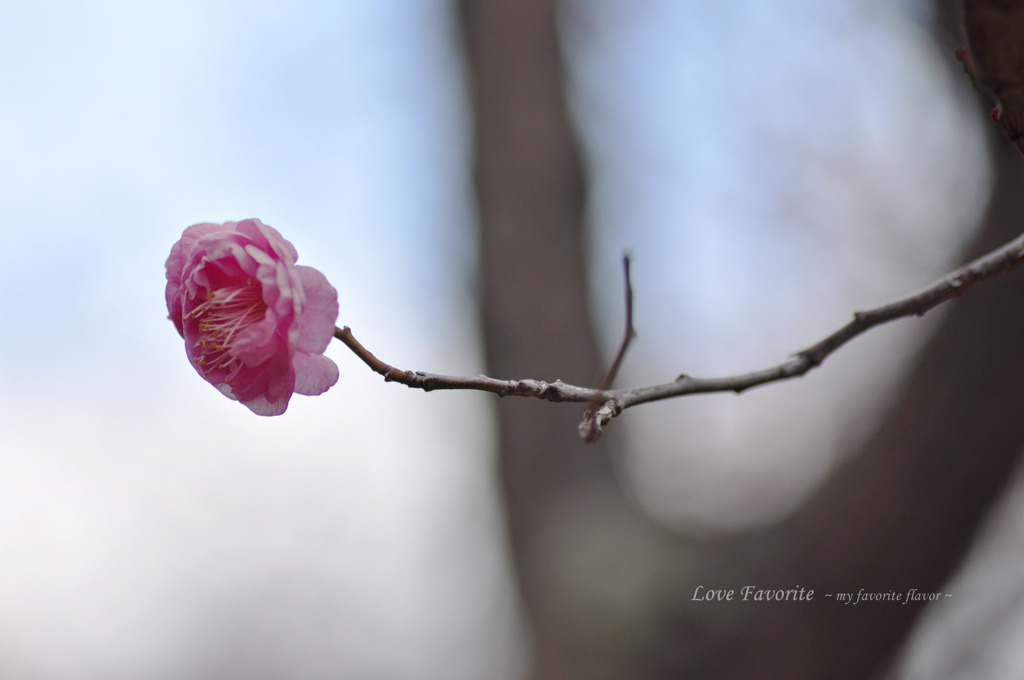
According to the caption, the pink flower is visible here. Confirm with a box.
[165,219,339,415]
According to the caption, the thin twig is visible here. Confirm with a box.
[600,254,637,392]
[582,254,637,442]
[333,325,609,402]
[334,230,1024,442]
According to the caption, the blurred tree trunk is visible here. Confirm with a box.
[455,0,651,676]
[456,1,697,677]
[457,0,1024,678]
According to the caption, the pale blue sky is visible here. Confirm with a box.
[0,0,991,676]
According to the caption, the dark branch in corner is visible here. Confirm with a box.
[961,0,1024,158]
[334,230,1024,443]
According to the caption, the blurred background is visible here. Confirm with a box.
[0,0,1018,678]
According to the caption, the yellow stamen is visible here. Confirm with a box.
[188,283,266,380]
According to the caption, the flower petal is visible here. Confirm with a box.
[165,222,229,336]
[237,218,298,265]
[239,392,290,417]
[295,265,339,354]
[293,351,340,396]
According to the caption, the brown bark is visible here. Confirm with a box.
[961,0,1024,152]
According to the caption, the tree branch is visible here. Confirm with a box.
[334,229,1024,442]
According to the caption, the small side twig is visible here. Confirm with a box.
[600,254,638,391]
[582,254,638,442]
[334,229,1024,443]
